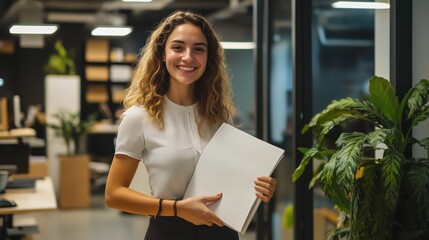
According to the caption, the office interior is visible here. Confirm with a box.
[0,0,427,239]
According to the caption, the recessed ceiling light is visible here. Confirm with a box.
[91,27,133,37]
[221,42,255,50]
[332,1,390,9]
[122,0,152,2]
[9,24,59,35]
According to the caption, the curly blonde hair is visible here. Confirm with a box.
[123,10,234,130]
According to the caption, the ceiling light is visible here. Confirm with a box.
[9,24,58,35]
[332,1,390,9]
[221,42,255,50]
[122,0,152,2]
[91,27,133,37]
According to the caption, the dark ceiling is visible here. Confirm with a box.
[0,0,372,43]
[0,0,254,29]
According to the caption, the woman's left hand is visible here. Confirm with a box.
[254,176,277,203]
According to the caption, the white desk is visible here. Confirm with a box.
[0,177,57,239]
[0,128,36,140]
[0,177,57,215]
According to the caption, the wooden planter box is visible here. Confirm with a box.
[59,154,90,208]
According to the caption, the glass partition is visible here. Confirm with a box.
[269,0,294,239]
[271,0,379,239]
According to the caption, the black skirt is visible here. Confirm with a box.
[144,216,239,240]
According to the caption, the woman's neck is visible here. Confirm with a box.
[166,86,195,106]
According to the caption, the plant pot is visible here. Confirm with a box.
[59,154,90,208]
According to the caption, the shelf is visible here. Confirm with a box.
[111,85,127,103]
[85,66,109,82]
[85,38,109,62]
[82,38,136,121]
[86,85,109,103]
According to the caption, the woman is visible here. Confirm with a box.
[105,10,277,240]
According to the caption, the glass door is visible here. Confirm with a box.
[268,0,294,240]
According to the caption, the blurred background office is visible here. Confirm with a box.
[0,0,426,239]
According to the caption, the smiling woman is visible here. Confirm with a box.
[104,10,278,240]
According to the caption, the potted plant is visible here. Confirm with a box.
[46,109,94,208]
[293,76,429,239]
[46,110,93,156]
[44,39,76,75]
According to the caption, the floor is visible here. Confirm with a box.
[23,194,256,240]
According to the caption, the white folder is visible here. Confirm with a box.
[184,123,285,234]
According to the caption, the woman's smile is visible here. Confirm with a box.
[164,23,208,87]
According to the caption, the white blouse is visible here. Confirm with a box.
[115,96,215,199]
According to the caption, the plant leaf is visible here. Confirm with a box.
[327,227,350,240]
[293,147,318,182]
[319,158,351,213]
[366,128,392,147]
[316,113,357,146]
[407,79,429,119]
[305,98,385,150]
[398,83,414,127]
[350,163,379,239]
[370,149,404,239]
[309,167,323,189]
[334,132,367,193]
[403,160,429,232]
[319,159,336,198]
[46,109,94,155]
[381,150,403,210]
[330,179,351,214]
[411,105,429,127]
[304,98,363,134]
[368,76,400,125]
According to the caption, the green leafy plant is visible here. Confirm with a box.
[282,204,294,229]
[46,110,94,156]
[44,39,76,75]
[293,76,429,239]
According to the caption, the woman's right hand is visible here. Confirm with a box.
[176,193,224,227]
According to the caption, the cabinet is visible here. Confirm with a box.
[82,38,136,122]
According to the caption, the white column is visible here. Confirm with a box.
[374,0,390,79]
[374,0,390,159]
[45,75,80,194]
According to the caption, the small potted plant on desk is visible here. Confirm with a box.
[47,110,94,208]
[293,76,429,239]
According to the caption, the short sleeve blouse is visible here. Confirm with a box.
[115,96,214,199]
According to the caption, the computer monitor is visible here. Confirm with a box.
[0,143,30,174]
